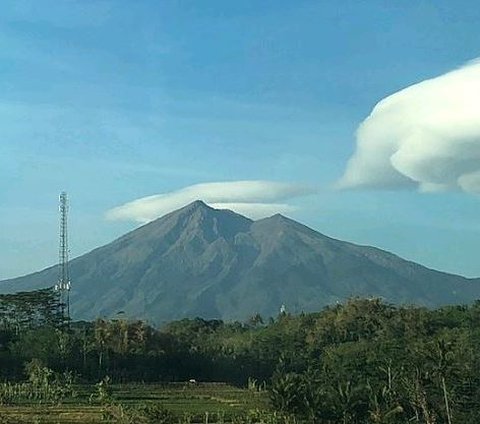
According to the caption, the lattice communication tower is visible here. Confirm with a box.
[55,191,71,322]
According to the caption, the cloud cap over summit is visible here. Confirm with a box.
[338,59,480,193]
[106,180,314,223]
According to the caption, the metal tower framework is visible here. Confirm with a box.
[56,191,71,322]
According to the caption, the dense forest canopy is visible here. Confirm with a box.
[1,290,480,422]
[0,288,64,331]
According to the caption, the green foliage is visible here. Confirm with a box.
[0,288,64,331]
[137,403,176,423]
[100,403,292,424]
[95,376,112,404]
[0,360,76,405]
[3,291,480,421]
[265,299,480,423]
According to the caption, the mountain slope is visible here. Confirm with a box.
[1,201,479,323]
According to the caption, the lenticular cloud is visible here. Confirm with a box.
[338,59,480,193]
[106,181,313,223]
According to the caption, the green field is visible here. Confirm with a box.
[0,382,272,423]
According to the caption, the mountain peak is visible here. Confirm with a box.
[256,213,299,227]
[190,199,209,208]
[158,200,216,223]
[2,201,479,323]
[179,199,212,213]
[270,213,288,220]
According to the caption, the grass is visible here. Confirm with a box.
[0,382,270,423]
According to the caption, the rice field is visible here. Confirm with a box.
[0,382,272,423]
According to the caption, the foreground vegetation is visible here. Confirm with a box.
[1,289,480,422]
[0,379,273,423]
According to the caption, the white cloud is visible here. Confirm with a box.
[338,59,480,193]
[106,181,313,223]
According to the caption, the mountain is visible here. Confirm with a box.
[1,200,479,323]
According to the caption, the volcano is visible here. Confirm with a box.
[1,201,479,323]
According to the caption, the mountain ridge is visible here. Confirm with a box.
[1,200,479,323]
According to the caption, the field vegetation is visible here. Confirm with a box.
[1,288,480,422]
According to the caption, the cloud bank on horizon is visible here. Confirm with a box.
[106,181,314,223]
[338,59,480,193]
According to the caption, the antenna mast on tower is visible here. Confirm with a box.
[56,191,71,323]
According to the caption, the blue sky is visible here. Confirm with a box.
[2,0,480,279]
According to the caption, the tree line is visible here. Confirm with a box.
[1,288,480,422]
